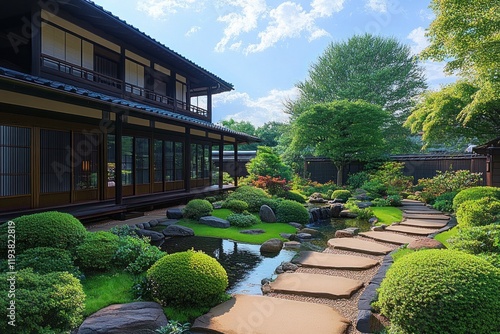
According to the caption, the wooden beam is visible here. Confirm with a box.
[115,114,123,205]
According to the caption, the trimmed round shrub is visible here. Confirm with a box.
[275,199,309,224]
[432,191,458,212]
[16,247,80,276]
[2,211,86,252]
[449,224,500,268]
[453,186,500,211]
[456,197,500,228]
[331,189,351,202]
[376,249,500,334]
[283,191,306,203]
[226,186,271,212]
[114,235,166,275]
[147,249,228,307]
[227,212,258,227]
[75,231,120,272]
[0,269,85,333]
[222,199,248,213]
[183,199,213,220]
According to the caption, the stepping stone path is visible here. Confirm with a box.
[192,198,452,334]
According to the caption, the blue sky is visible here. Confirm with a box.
[92,0,457,126]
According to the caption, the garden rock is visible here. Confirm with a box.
[330,204,343,218]
[369,217,378,224]
[345,227,360,235]
[240,229,265,235]
[297,233,312,239]
[259,205,277,223]
[283,241,301,249]
[166,208,183,219]
[299,228,320,236]
[142,222,151,229]
[199,216,230,228]
[340,210,358,218]
[136,223,145,230]
[280,233,293,239]
[135,229,164,242]
[148,219,159,227]
[77,302,168,334]
[309,193,326,203]
[282,262,299,272]
[407,238,445,250]
[260,238,283,253]
[162,225,194,237]
[371,224,386,231]
[289,222,303,229]
[335,230,355,238]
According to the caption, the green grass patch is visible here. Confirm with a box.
[82,270,136,316]
[391,247,415,262]
[434,226,458,248]
[372,207,403,224]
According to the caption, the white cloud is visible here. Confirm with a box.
[213,87,300,126]
[366,0,388,13]
[419,9,434,21]
[311,0,345,17]
[137,0,198,19]
[185,26,201,37]
[407,26,429,55]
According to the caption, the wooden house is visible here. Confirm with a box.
[473,138,500,187]
[0,0,257,221]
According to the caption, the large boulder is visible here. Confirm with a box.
[77,302,168,334]
[330,204,343,218]
[259,205,277,223]
[260,238,283,253]
[162,225,194,237]
[340,210,358,218]
[166,208,183,219]
[135,229,164,242]
[199,216,230,228]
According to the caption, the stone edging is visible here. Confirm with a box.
[355,215,458,333]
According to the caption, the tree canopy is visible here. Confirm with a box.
[287,34,427,154]
[291,100,389,185]
[246,146,293,181]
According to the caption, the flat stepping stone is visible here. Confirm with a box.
[269,272,364,299]
[403,213,449,220]
[191,294,350,334]
[386,224,439,236]
[328,238,393,255]
[403,208,443,214]
[400,219,448,229]
[401,199,426,206]
[293,251,379,270]
[359,231,416,245]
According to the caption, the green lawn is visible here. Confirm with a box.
[82,270,136,316]
[372,206,403,224]
[434,226,458,248]
[177,208,297,244]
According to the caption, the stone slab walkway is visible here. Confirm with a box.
[403,208,443,214]
[385,224,439,236]
[359,231,416,245]
[328,238,393,255]
[400,219,448,229]
[191,294,351,334]
[269,273,364,299]
[400,199,425,206]
[293,251,379,270]
[403,213,450,220]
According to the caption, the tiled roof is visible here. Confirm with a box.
[0,66,258,142]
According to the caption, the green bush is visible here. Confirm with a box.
[1,211,86,253]
[346,171,370,190]
[222,199,248,213]
[331,190,351,202]
[345,200,374,220]
[448,224,500,268]
[275,199,309,224]
[453,186,500,211]
[361,179,387,198]
[226,186,271,212]
[16,247,80,276]
[183,199,213,220]
[432,191,458,212]
[456,197,500,228]
[114,235,166,275]
[0,269,85,333]
[371,198,391,207]
[227,213,258,227]
[75,231,120,272]
[147,249,228,307]
[376,249,500,334]
[283,191,306,203]
[386,194,402,207]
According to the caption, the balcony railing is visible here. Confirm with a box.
[41,55,209,119]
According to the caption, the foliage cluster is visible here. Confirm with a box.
[227,212,258,227]
[16,247,80,277]
[292,176,338,198]
[456,197,500,229]
[183,199,213,220]
[452,186,500,211]
[346,171,371,190]
[113,235,166,275]
[252,175,290,196]
[344,200,374,220]
[331,190,351,202]
[376,249,500,334]
[448,224,500,268]
[282,190,306,203]
[75,231,120,272]
[156,320,191,334]
[275,199,310,224]
[246,146,293,181]
[0,269,85,333]
[147,250,228,308]
[362,162,413,197]
[221,199,248,213]
[432,191,458,212]
[226,186,271,212]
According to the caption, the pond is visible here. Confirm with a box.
[159,236,297,295]
[305,218,372,249]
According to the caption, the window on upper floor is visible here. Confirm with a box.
[125,59,145,96]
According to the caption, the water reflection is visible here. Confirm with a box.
[160,236,297,295]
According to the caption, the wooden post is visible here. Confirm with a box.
[115,114,123,205]
[233,143,238,187]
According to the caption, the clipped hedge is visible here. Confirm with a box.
[183,199,213,220]
[226,186,271,212]
[0,269,85,333]
[222,199,248,213]
[275,199,309,224]
[331,190,351,202]
[376,249,500,334]
[147,249,228,307]
[16,247,80,276]
[1,211,86,253]
[227,213,258,227]
[432,191,458,212]
[449,224,500,268]
[75,231,120,272]
[456,197,500,228]
[114,235,166,275]
[283,191,306,203]
[453,186,500,211]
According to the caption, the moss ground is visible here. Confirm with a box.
[371,206,403,224]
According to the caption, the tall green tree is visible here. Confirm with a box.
[416,0,500,144]
[246,146,293,181]
[287,34,427,154]
[255,122,288,148]
[221,119,258,150]
[292,100,389,185]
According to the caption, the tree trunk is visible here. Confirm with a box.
[337,164,344,186]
